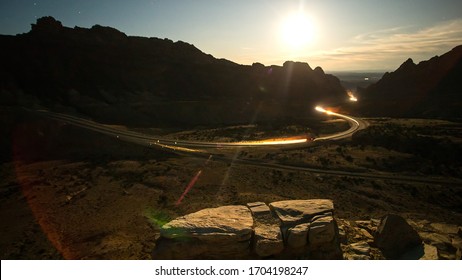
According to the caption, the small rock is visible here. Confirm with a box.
[421,244,439,260]
[359,228,374,240]
[355,220,377,234]
[350,241,371,255]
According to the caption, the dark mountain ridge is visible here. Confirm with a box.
[0,17,346,127]
[357,45,462,118]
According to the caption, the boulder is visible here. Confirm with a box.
[155,205,254,259]
[374,214,422,259]
[153,200,343,259]
[287,223,310,248]
[269,199,333,226]
[161,205,253,242]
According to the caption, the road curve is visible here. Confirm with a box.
[25,108,462,186]
[29,106,366,150]
[314,108,368,141]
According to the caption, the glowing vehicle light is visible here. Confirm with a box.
[316,105,334,115]
[315,106,326,112]
[347,91,358,102]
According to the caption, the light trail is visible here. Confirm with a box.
[347,91,358,102]
[225,138,307,146]
[314,105,361,141]
[28,105,364,150]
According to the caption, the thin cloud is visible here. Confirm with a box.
[309,19,462,70]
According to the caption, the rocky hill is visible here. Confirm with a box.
[357,45,462,118]
[0,17,346,127]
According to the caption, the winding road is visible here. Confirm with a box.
[27,107,462,186]
[31,106,365,149]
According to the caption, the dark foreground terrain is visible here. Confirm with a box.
[1,107,461,259]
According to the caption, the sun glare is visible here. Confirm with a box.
[281,13,315,49]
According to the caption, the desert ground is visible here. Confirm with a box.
[1,108,461,259]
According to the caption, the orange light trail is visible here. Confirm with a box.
[232,138,307,146]
[347,91,358,102]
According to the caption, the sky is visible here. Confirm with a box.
[1,0,462,71]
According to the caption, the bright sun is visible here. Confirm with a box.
[281,13,315,49]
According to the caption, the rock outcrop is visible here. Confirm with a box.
[153,199,342,259]
[153,203,460,260]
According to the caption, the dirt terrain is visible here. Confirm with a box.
[1,109,461,259]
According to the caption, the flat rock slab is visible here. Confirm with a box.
[161,205,254,242]
[269,199,334,226]
[247,202,279,225]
